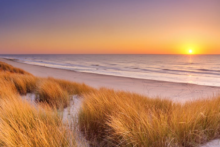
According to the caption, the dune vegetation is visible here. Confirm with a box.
[79,89,220,147]
[36,80,70,108]
[0,61,30,75]
[1,61,220,147]
[0,96,76,147]
[0,62,94,108]
[0,62,77,147]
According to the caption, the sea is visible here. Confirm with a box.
[0,54,220,87]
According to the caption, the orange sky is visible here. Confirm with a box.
[0,1,220,54]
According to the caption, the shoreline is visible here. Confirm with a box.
[5,58,220,88]
[1,58,220,103]
[4,58,220,88]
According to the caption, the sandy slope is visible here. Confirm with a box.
[1,58,220,103]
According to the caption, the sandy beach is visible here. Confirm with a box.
[1,58,219,103]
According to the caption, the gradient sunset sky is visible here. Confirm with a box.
[0,0,220,54]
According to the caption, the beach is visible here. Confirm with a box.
[1,1,220,146]
[1,58,219,103]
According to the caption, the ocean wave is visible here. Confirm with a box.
[1,54,220,87]
[198,68,220,72]
[163,68,220,76]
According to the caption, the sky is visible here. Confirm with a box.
[0,0,220,54]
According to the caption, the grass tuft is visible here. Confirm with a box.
[0,97,76,147]
[79,89,220,147]
[0,61,31,75]
[48,77,95,95]
[36,80,70,109]
[0,79,17,99]
[0,73,37,95]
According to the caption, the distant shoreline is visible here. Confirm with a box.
[1,57,220,103]
[1,54,220,87]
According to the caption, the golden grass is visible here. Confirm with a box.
[0,70,94,108]
[79,89,220,147]
[34,77,95,108]
[1,61,220,146]
[0,79,17,99]
[36,80,70,109]
[0,96,76,147]
[0,73,37,95]
[0,62,77,146]
[48,77,95,95]
[0,61,30,75]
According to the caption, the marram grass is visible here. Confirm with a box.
[1,61,220,147]
[36,79,70,109]
[0,61,31,75]
[0,96,76,147]
[79,89,220,147]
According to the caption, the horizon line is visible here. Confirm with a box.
[0,53,220,55]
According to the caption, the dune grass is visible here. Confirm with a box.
[0,73,37,95]
[79,89,220,147]
[48,77,95,95]
[0,71,94,108]
[0,68,94,108]
[36,79,70,109]
[0,61,31,75]
[0,63,77,146]
[0,96,76,147]
[1,61,220,147]
[0,79,17,99]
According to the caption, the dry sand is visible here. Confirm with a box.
[1,58,220,103]
[200,140,220,147]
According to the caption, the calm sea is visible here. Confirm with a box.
[1,54,220,87]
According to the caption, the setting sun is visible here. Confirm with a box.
[188,49,193,54]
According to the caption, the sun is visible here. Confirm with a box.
[188,49,193,54]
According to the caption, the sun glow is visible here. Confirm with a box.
[188,49,193,54]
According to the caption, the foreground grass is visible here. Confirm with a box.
[0,75,94,109]
[1,73,37,94]
[1,61,220,147]
[0,61,95,108]
[79,89,220,147]
[0,91,76,146]
[0,62,84,146]
[36,80,70,108]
